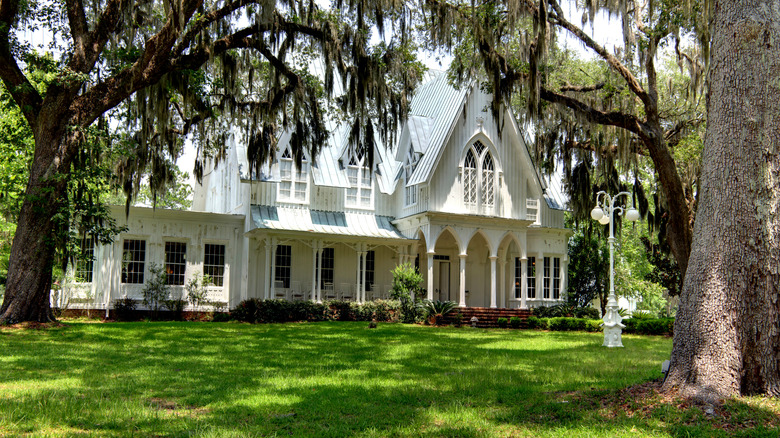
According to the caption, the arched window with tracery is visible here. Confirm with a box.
[404,149,420,206]
[462,140,497,213]
[346,148,373,208]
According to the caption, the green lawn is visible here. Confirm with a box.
[0,321,776,437]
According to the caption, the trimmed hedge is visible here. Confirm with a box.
[526,315,674,336]
[231,298,400,323]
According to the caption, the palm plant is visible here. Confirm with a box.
[422,300,458,326]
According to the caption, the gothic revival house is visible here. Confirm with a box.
[67,71,569,313]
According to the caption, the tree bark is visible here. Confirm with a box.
[664,0,780,397]
[0,114,71,324]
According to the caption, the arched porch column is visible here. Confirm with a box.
[489,256,498,308]
[426,252,434,300]
[459,254,467,307]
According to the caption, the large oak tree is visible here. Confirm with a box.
[0,0,422,323]
[664,0,780,398]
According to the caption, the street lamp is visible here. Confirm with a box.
[591,191,640,347]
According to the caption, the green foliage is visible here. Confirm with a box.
[230,299,400,324]
[566,222,609,312]
[390,263,424,323]
[421,300,457,325]
[532,304,599,319]
[509,316,522,329]
[185,273,211,311]
[163,290,187,321]
[623,318,675,336]
[113,297,137,321]
[142,263,170,320]
[497,317,508,328]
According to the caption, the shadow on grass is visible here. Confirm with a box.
[1,322,776,437]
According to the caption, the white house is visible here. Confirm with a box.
[66,71,569,313]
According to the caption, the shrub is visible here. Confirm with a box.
[422,300,458,325]
[185,273,211,312]
[497,317,508,328]
[509,316,522,329]
[573,307,601,319]
[453,311,463,327]
[390,263,424,323]
[328,300,353,321]
[526,316,542,329]
[631,309,655,319]
[163,290,187,321]
[257,299,291,323]
[142,263,170,320]
[114,296,136,321]
[585,319,603,332]
[232,298,262,322]
[290,301,328,321]
[211,312,231,322]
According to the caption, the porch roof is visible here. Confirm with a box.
[250,205,411,240]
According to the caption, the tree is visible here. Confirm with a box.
[566,223,609,314]
[0,0,422,323]
[664,0,780,398]
[422,0,707,282]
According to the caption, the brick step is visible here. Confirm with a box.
[443,307,533,328]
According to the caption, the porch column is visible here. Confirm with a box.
[427,252,434,301]
[537,251,544,301]
[499,258,506,308]
[269,237,278,300]
[489,256,497,308]
[520,257,528,309]
[458,254,467,307]
[561,257,569,301]
[311,245,318,301]
[360,250,367,303]
[355,245,362,301]
[316,246,323,303]
[264,239,271,300]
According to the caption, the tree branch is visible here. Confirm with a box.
[547,0,651,107]
[0,0,42,129]
[559,82,605,93]
[541,86,645,135]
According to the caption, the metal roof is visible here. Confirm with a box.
[250,205,410,239]
[406,72,471,186]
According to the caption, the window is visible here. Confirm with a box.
[463,149,477,205]
[553,257,561,300]
[404,149,420,206]
[75,235,94,283]
[165,242,187,286]
[543,256,551,299]
[514,257,522,299]
[278,148,309,203]
[462,140,496,211]
[122,239,146,284]
[527,256,536,299]
[275,245,292,288]
[346,150,373,208]
[362,250,375,291]
[204,244,226,287]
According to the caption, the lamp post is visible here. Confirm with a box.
[590,191,640,348]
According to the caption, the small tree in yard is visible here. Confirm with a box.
[390,263,424,324]
[185,273,212,313]
[142,263,169,320]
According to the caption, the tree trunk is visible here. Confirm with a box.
[0,125,70,324]
[664,0,780,398]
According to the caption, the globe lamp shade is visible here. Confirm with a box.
[598,215,610,225]
[590,207,604,221]
[626,207,640,222]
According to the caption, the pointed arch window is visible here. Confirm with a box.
[346,149,373,208]
[462,140,497,212]
[278,148,309,203]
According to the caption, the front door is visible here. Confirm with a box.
[438,261,450,301]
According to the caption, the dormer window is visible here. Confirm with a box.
[278,148,309,203]
[404,149,420,206]
[462,140,496,213]
[346,149,373,208]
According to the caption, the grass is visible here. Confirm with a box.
[0,321,777,437]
